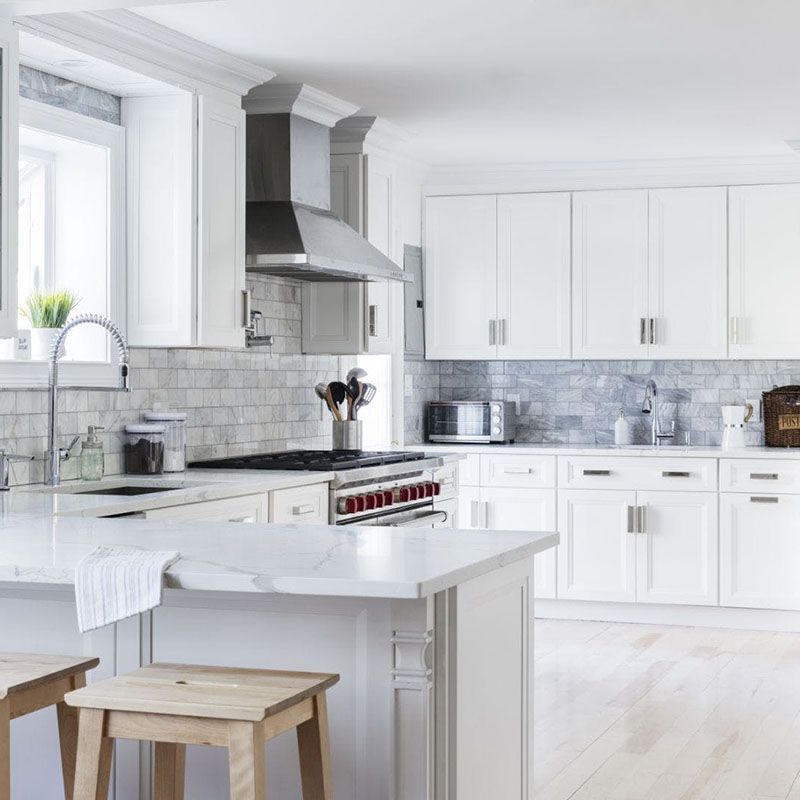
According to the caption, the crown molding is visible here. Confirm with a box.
[244,83,358,128]
[331,115,409,153]
[15,9,274,101]
[424,154,800,195]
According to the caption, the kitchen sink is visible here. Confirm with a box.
[71,485,186,497]
[26,479,208,496]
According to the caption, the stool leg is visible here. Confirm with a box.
[0,698,10,800]
[228,722,264,800]
[297,693,333,800]
[57,673,85,800]
[154,743,186,800]
[73,709,113,800]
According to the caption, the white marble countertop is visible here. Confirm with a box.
[408,443,800,459]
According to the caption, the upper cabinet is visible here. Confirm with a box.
[425,192,571,360]
[0,19,18,340]
[729,184,800,359]
[572,187,727,360]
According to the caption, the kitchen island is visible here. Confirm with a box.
[0,487,556,800]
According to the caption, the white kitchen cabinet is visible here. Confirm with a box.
[635,491,718,606]
[572,190,649,359]
[0,19,18,340]
[720,492,800,610]
[124,93,246,348]
[269,483,329,524]
[424,192,571,360]
[648,188,728,359]
[557,489,637,602]
[457,484,481,530]
[143,494,269,522]
[496,193,571,359]
[729,184,800,359]
[424,195,498,360]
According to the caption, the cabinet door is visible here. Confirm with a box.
[635,491,718,606]
[572,190,649,359]
[269,483,328,524]
[720,493,800,610]
[648,188,727,359]
[0,20,17,339]
[196,96,246,348]
[424,195,498,359]
[729,184,800,358]
[124,94,195,346]
[497,193,571,359]
[557,490,637,602]
[483,487,556,599]
[143,494,268,522]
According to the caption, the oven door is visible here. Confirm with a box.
[347,505,450,528]
[428,403,490,442]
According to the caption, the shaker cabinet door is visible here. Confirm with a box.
[424,195,498,359]
[572,190,649,359]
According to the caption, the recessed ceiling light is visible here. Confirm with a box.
[53,58,91,70]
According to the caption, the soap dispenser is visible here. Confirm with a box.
[80,426,105,481]
[614,409,633,446]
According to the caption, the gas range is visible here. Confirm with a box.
[189,449,458,527]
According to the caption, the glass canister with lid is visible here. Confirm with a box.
[124,423,166,475]
[142,411,188,472]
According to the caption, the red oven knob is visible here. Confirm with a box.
[382,490,394,506]
[433,482,441,496]
[338,496,358,515]
[423,482,434,498]
[409,485,420,501]
[374,492,385,509]
[395,487,410,503]
[365,493,377,511]
[355,495,366,513]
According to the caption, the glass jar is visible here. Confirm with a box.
[124,424,166,475]
[143,411,188,472]
[80,425,105,481]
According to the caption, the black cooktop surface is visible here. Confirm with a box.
[188,450,426,472]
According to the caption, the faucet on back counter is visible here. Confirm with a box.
[642,379,676,447]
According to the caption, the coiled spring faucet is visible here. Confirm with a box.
[46,314,130,486]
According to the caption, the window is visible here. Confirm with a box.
[8,98,124,372]
[357,354,392,449]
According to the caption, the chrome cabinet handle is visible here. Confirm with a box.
[489,320,497,346]
[750,496,779,504]
[499,318,508,346]
[750,473,779,481]
[470,499,479,527]
[662,471,691,478]
[292,504,317,516]
[640,318,647,345]
[730,317,740,345]
[649,317,656,345]
[368,304,378,337]
[242,289,252,328]
[637,504,647,534]
[503,467,535,475]
[583,469,611,476]
[627,505,636,533]
[482,500,490,528]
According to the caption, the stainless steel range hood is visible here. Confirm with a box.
[245,111,411,283]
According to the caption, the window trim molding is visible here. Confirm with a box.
[2,97,126,388]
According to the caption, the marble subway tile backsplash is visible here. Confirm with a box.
[1,277,340,487]
[404,359,798,446]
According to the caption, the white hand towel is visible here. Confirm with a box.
[75,545,180,633]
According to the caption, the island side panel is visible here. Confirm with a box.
[450,557,535,800]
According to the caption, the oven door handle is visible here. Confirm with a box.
[391,510,448,528]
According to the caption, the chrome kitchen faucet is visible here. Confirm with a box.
[642,379,675,447]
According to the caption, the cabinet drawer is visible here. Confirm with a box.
[720,459,800,494]
[558,456,717,491]
[143,495,268,522]
[480,453,556,488]
[458,454,481,487]
[269,483,329,524]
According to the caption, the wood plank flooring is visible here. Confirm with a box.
[534,620,800,800]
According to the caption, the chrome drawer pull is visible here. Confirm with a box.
[750,496,779,504]
[662,471,691,478]
[637,504,647,534]
[503,467,535,475]
[626,505,636,534]
[750,473,779,480]
[292,504,317,516]
[583,469,611,476]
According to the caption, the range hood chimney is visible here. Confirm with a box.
[244,84,411,283]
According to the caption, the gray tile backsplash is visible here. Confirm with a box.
[1,276,340,487]
[19,65,122,124]
[404,359,796,447]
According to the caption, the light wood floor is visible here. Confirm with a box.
[534,620,800,800]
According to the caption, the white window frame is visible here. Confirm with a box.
[0,97,126,388]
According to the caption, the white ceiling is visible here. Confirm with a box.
[136,0,800,166]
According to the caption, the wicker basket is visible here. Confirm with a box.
[763,386,800,447]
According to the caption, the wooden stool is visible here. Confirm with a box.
[66,662,339,800]
[0,653,99,800]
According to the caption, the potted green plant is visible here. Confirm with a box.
[21,290,78,360]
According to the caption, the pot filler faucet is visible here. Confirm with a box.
[642,379,674,447]
[46,314,130,486]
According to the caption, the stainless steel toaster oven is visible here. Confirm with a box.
[427,401,516,444]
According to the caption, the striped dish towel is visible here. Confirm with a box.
[75,545,180,633]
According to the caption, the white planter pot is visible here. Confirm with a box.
[30,328,65,361]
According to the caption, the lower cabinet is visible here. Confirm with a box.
[142,494,269,522]
[557,489,718,605]
[269,483,329,524]
[720,492,800,610]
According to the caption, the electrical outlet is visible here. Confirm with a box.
[746,398,761,422]
[507,392,521,415]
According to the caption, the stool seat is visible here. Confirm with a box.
[0,653,99,702]
[65,662,338,721]
[66,663,339,800]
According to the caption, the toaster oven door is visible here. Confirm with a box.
[428,404,490,441]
